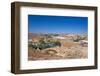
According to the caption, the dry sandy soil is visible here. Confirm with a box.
[28,41,88,60]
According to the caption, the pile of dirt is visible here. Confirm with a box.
[43,46,87,59]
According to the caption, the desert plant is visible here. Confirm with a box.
[73,35,81,42]
[32,44,38,49]
[39,39,45,44]
[54,41,61,46]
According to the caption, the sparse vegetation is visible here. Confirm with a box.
[29,38,61,51]
[28,33,88,60]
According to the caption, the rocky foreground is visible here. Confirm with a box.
[28,45,88,60]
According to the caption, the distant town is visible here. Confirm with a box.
[28,33,88,60]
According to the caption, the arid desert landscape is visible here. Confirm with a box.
[28,33,88,60]
[28,15,88,61]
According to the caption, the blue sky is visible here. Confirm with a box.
[28,15,88,34]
